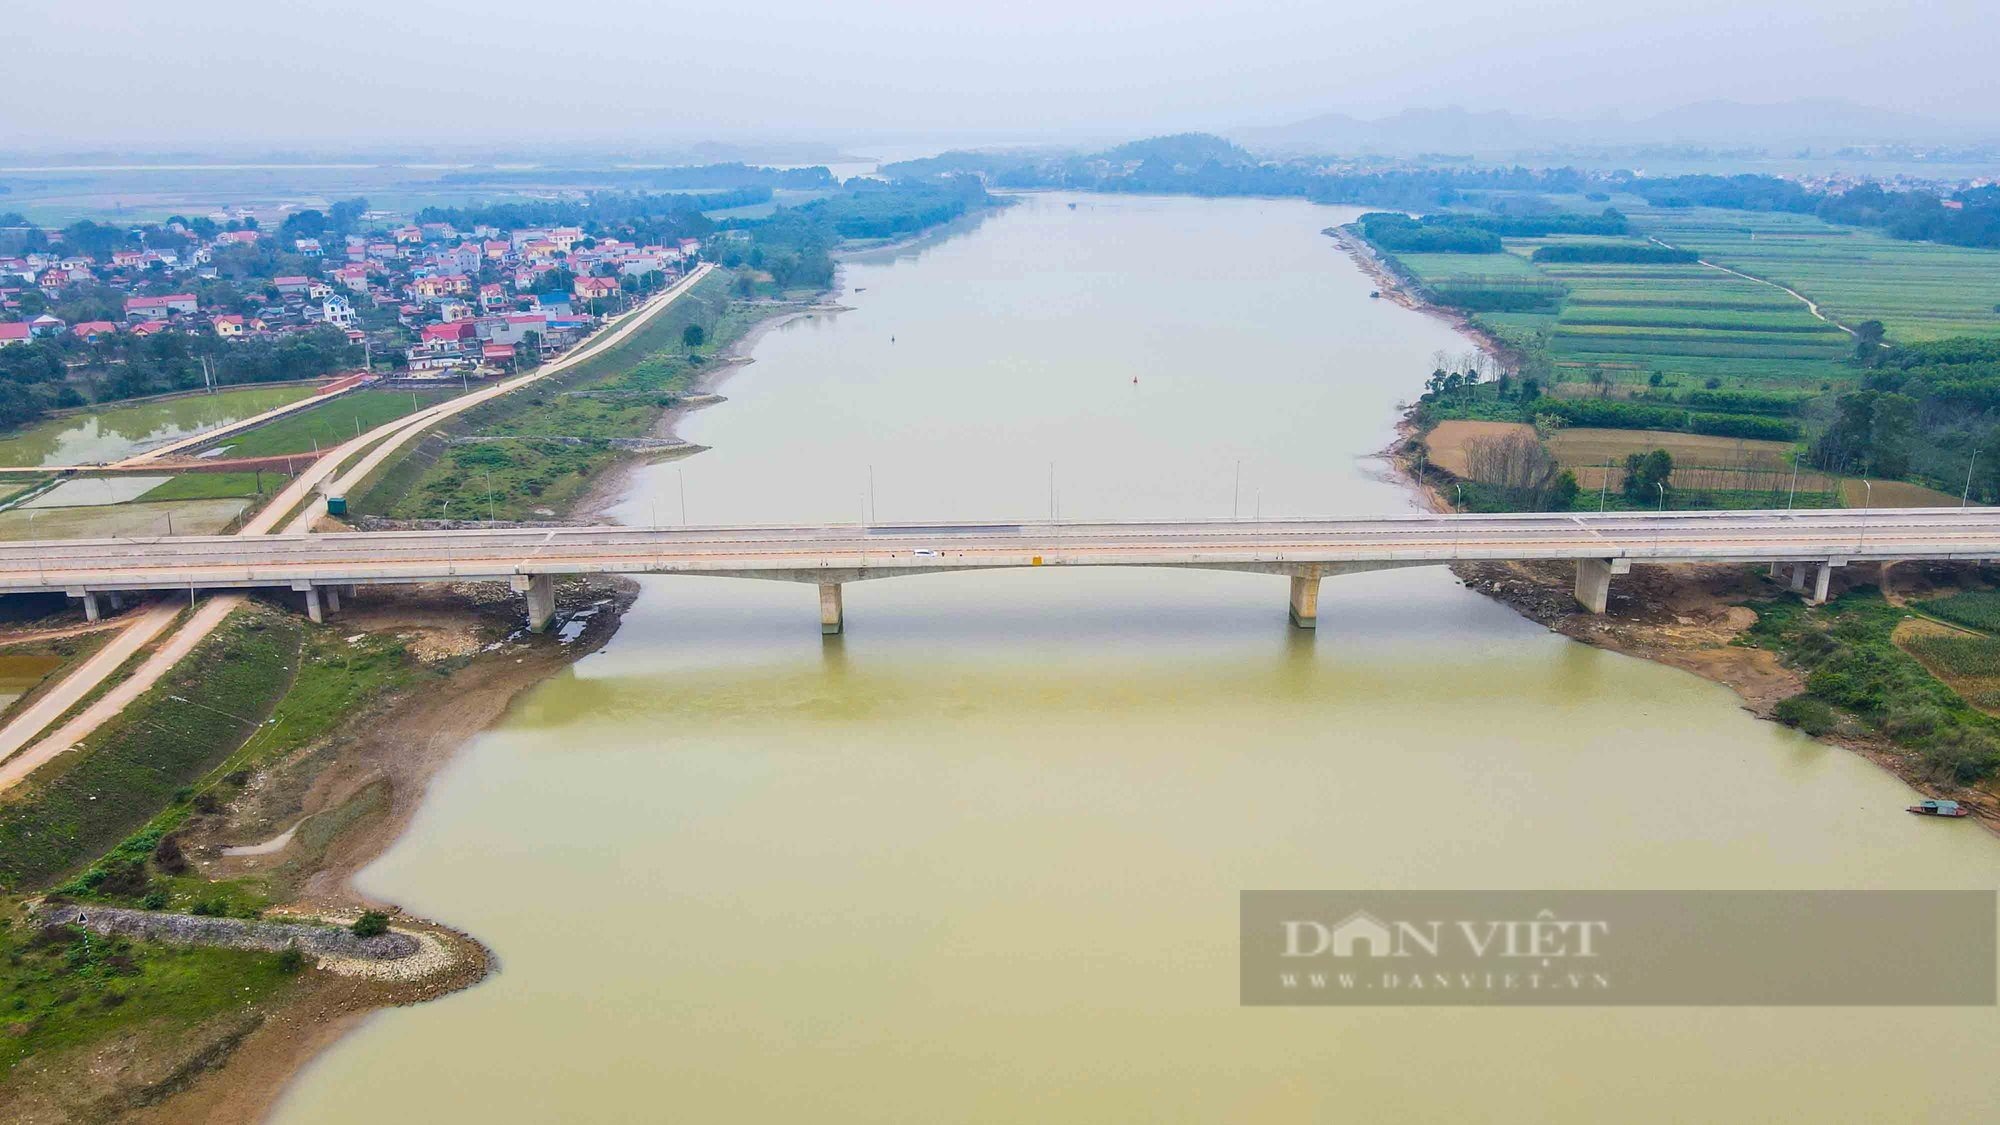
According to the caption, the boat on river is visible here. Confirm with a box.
[1908,799,1969,818]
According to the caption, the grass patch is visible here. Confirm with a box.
[0,606,302,892]
[1744,588,2000,784]
[0,914,296,1074]
[137,472,288,503]
[210,389,458,459]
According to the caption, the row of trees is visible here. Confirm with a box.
[1630,174,2000,250]
[0,326,359,427]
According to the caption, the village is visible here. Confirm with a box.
[0,206,701,384]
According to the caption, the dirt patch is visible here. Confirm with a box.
[1421,420,1536,477]
[1454,558,1808,714]
[1841,478,1960,508]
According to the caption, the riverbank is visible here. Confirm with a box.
[0,578,635,1122]
[1323,223,1521,372]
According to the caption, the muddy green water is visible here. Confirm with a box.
[0,384,315,467]
[0,652,61,712]
[274,196,2000,1123]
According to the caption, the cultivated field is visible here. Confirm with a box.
[1629,206,2000,343]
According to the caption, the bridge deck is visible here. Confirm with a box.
[2,508,1997,594]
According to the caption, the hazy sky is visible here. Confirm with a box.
[8,0,1993,148]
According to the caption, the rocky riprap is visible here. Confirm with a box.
[32,902,420,960]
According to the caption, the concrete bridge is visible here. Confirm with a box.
[3,507,1997,634]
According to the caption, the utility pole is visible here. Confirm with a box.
[1964,449,1982,508]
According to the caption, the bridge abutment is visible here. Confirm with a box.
[820,583,844,635]
[1288,574,1320,629]
[512,574,557,633]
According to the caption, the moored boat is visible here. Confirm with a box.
[1908,799,1970,818]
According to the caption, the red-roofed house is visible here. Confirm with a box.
[213,315,246,338]
[574,276,620,302]
[130,319,170,336]
[0,323,30,347]
[70,320,118,342]
[273,275,312,296]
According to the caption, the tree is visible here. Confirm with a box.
[682,324,705,350]
[1622,449,1673,505]
[352,910,390,938]
[1854,319,1887,365]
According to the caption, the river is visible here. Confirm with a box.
[273,195,2000,1122]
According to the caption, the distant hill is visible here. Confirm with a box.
[1235,100,1996,156]
[1096,133,1258,167]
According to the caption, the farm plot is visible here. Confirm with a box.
[1631,206,2000,344]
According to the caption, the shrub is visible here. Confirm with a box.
[352,911,390,938]
[139,890,168,911]
[1774,694,1839,736]
[276,944,309,974]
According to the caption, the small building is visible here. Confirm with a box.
[0,322,30,347]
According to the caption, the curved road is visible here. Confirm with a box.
[0,265,716,790]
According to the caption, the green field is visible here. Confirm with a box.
[1628,207,2000,343]
[137,471,286,502]
[1380,230,1858,390]
[208,389,458,459]
[1915,590,2000,634]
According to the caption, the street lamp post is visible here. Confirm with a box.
[1860,479,1872,551]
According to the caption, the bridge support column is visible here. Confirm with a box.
[107,591,125,611]
[819,583,844,635]
[303,586,324,624]
[1810,563,1833,606]
[1574,558,1621,615]
[69,590,101,623]
[323,585,341,614]
[512,574,556,633]
[1288,574,1321,629]
[1788,564,1808,593]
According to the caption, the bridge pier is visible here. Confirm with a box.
[819,583,844,635]
[1574,558,1629,614]
[68,590,102,623]
[303,586,325,624]
[1288,574,1321,629]
[1808,561,1840,605]
[512,574,557,633]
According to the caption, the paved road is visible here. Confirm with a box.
[0,601,181,782]
[0,267,716,788]
[4,507,1998,592]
